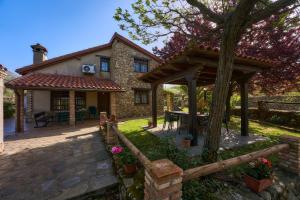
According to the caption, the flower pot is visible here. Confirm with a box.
[123,164,137,175]
[181,139,191,148]
[244,175,272,193]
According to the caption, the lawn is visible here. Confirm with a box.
[118,116,299,199]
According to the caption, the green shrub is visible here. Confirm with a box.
[268,114,289,125]
[4,101,15,118]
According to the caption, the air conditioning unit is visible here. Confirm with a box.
[82,64,96,74]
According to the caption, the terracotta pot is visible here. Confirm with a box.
[181,139,191,148]
[123,164,137,175]
[244,175,272,193]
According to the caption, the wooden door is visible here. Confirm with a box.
[98,92,110,115]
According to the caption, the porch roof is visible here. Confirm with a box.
[5,73,125,91]
[139,45,276,85]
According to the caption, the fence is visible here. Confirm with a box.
[103,121,300,200]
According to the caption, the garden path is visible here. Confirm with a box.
[0,125,118,200]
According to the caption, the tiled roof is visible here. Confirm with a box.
[16,33,161,75]
[5,73,124,91]
[158,44,277,68]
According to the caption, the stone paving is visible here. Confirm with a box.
[148,124,267,156]
[0,124,118,200]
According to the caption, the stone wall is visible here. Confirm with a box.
[110,40,163,119]
[245,95,300,111]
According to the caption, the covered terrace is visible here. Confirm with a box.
[139,45,274,146]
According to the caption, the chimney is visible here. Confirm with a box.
[31,43,48,64]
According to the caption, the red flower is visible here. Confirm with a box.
[259,157,272,168]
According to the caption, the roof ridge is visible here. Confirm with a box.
[16,33,161,75]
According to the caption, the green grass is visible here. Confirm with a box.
[118,116,299,199]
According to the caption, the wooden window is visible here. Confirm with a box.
[100,57,110,72]
[51,91,86,111]
[134,89,149,104]
[134,58,148,73]
[51,91,69,112]
[75,92,86,110]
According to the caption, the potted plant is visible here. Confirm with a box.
[244,157,273,193]
[181,135,193,148]
[113,147,137,175]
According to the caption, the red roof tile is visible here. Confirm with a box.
[5,73,124,91]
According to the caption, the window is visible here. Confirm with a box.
[51,91,69,112]
[100,57,110,72]
[75,92,86,110]
[134,58,148,73]
[134,89,149,104]
[51,91,86,111]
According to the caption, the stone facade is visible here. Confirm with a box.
[110,40,164,118]
[24,36,163,120]
[279,135,300,175]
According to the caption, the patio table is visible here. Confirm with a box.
[169,111,209,134]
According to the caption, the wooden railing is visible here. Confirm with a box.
[182,143,289,182]
[108,123,151,169]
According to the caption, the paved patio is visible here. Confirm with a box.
[0,122,118,200]
[148,124,267,156]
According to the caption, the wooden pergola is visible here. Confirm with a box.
[139,45,274,145]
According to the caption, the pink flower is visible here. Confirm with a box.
[259,157,272,168]
[111,146,123,154]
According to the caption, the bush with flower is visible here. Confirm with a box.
[111,146,137,165]
[246,157,273,180]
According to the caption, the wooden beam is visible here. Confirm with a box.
[152,65,203,85]
[185,73,198,146]
[151,84,158,127]
[240,79,249,136]
[186,57,263,73]
[182,143,289,182]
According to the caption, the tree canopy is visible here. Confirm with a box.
[115,0,300,161]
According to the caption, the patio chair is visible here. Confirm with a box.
[88,106,97,119]
[162,111,178,131]
[33,112,49,128]
[57,112,69,124]
[76,110,85,122]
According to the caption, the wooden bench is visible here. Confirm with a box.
[34,112,49,128]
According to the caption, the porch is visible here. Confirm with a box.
[5,73,124,133]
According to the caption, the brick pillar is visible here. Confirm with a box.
[69,90,75,126]
[26,90,33,122]
[0,68,7,152]
[279,135,300,175]
[15,89,24,133]
[144,159,183,200]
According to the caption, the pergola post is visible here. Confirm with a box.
[151,84,158,127]
[15,89,24,133]
[185,74,198,146]
[69,90,76,126]
[240,79,249,136]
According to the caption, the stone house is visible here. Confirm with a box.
[6,33,163,132]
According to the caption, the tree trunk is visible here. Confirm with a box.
[203,21,243,162]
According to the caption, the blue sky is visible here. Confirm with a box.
[0,0,162,72]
